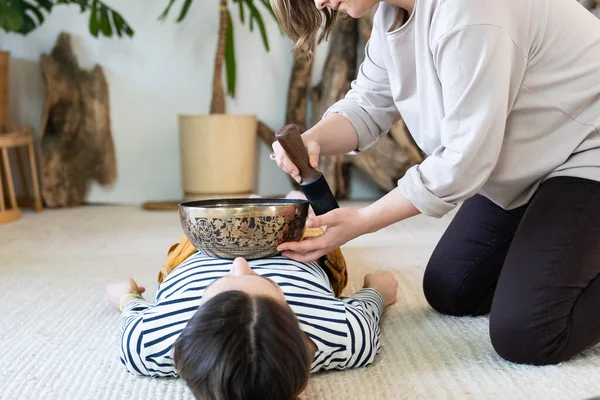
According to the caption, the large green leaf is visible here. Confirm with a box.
[123,22,134,36]
[113,11,124,37]
[99,5,112,36]
[19,14,38,34]
[225,10,236,97]
[89,0,100,37]
[14,1,45,34]
[0,0,132,38]
[177,0,193,22]
[158,0,177,21]
[0,2,24,33]
[246,0,269,52]
[24,1,45,24]
[56,0,87,12]
[233,0,245,23]
[34,0,53,12]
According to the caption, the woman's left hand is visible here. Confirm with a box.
[277,207,370,262]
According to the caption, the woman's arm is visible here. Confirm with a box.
[321,14,402,153]
[302,113,359,156]
[278,188,420,262]
[396,25,528,217]
[273,11,400,181]
[279,24,529,262]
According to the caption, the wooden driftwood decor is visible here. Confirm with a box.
[0,51,9,127]
[39,32,116,207]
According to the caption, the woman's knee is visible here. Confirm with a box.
[489,310,563,366]
[423,257,458,315]
[422,257,490,317]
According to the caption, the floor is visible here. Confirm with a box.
[1,203,599,400]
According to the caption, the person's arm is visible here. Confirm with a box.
[339,289,384,368]
[319,12,402,154]
[278,189,420,262]
[331,272,397,370]
[120,300,184,378]
[397,25,528,217]
[106,279,179,377]
[119,299,168,377]
[273,11,400,181]
[301,113,359,156]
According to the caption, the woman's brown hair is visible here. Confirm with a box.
[270,0,339,58]
[173,290,311,400]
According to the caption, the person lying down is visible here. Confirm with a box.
[105,224,398,400]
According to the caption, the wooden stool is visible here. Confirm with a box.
[0,127,43,223]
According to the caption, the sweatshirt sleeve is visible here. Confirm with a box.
[338,288,384,369]
[322,14,402,152]
[119,299,179,378]
[397,25,528,217]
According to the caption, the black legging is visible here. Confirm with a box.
[423,176,600,365]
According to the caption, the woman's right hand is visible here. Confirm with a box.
[272,135,321,184]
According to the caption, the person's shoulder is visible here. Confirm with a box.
[428,0,526,43]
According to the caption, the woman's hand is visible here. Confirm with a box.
[277,207,370,262]
[105,278,146,311]
[272,136,321,184]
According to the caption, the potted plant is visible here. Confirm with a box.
[0,0,278,201]
[159,0,279,200]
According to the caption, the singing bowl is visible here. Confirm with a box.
[179,198,309,260]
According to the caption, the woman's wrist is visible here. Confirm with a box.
[359,188,421,234]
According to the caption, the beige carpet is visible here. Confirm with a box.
[1,204,599,400]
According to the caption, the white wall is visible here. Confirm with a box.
[0,0,382,205]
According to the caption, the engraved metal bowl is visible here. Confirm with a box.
[179,198,309,260]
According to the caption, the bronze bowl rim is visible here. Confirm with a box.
[179,197,310,211]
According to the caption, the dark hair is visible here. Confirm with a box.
[270,0,340,58]
[173,290,311,400]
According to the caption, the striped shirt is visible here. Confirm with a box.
[120,252,384,377]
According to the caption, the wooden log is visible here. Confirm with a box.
[210,0,228,114]
[310,17,359,198]
[280,41,318,188]
[0,51,8,127]
[257,120,275,146]
[39,32,117,207]
[286,42,315,133]
[257,41,316,145]
[350,122,422,192]
[388,119,424,166]
[347,9,424,192]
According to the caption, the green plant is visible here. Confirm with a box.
[159,0,280,113]
[0,0,134,38]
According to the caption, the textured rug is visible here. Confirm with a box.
[1,204,599,400]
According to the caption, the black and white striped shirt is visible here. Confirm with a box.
[120,252,384,377]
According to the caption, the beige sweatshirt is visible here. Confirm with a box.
[324,0,600,217]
